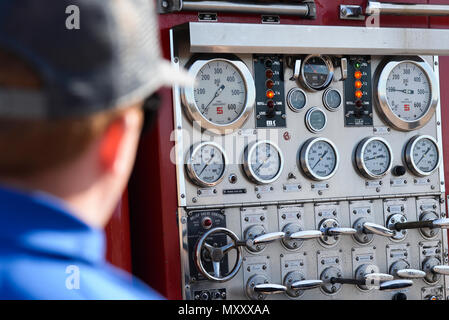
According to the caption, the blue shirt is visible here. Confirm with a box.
[0,186,163,300]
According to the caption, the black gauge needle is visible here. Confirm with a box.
[416,147,431,165]
[391,89,415,94]
[312,151,328,170]
[198,150,215,176]
[202,85,226,114]
[364,155,386,161]
[255,154,271,173]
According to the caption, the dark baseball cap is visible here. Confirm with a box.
[0,0,193,119]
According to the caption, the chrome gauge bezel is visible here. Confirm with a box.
[375,57,439,132]
[181,58,256,135]
[287,87,307,112]
[323,88,343,112]
[300,55,334,92]
[185,141,227,188]
[243,140,284,185]
[305,107,327,133]
[355,137,394,180]
[299,137,340,181]
[405,135,441,177]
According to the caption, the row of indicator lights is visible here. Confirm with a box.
[354,65,363,100]
[265,61,275,101]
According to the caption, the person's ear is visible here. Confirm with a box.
[99,116,126,173]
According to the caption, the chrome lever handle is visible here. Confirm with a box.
[432,265,449,275]
[379,279,413,292]
[363,222,395,237]
[365,273,394,282]
[253,283,287,295]
[396,269,426,279]
[289,230,323,240]
[432,218,449,229]
[248,232,285,246]
[326,227,357,236]
[290,279,323,290]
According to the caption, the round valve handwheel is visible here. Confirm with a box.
[195,227,243,282]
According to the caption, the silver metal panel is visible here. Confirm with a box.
[189,22,449,56]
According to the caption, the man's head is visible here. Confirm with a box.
[0,0,192,227]
[0,48,145,227]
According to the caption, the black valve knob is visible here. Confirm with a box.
[393,292,407,300]
[392,165,406,177]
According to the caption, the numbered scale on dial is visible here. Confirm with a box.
[375,57,439,131]
[186,142,227,187]
[243,141,284,184]
[405,135,441,177]
[355,137,393,179]
[299,137,339,181]
[182,58,256,134]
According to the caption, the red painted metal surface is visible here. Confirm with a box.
[103,0,449,299]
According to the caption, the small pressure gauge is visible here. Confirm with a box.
[186,142,227,187]
[243,141,284,184]
[305,107,327,133]
[299,137,339,181]
[355,137,394,179]
[405,135,441,176]
[323,88,343,112]
[287,88,307,112]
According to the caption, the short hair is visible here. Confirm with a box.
[0,49,128,178]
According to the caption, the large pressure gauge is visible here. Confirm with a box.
[299,137,339,181]
[243,141,284,184]
[300,55,334,91]
[405,135,441,177]
[182,58,256,134]
[355,137,393,179]
[186,142,227,187]
[375,57,439,131]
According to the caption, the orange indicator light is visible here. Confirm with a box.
[266,90,275,99]
[355,80,363,89]
[355,90,363,99]
[354,71,362,79]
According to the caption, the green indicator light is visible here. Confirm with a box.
[355,62,361,69]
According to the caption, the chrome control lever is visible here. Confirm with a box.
[363,222,395,237]
[396,269,426,279]
[247,231,285,247]
[379,280,413,291]
[290,279,323,290]
[254,283,287,295]
[394,218,449,231]
[432,265,449,275]
[324,227,357,236]
[289,230,323,240]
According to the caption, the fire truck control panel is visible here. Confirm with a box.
[169,22,448,300]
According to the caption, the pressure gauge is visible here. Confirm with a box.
[305,107,327,133]
[405,135,441,177]
[287,88,307,112]
[186,142,227,187]
[375,58,439,131]
[300,137,339,181]
[300,55,334,91]
[355,137,393,179]
[243,141,284,184]
[323,88,342,111]
[182,58,255,134]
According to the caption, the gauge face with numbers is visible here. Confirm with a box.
[300,138,339,181]
[301,55,334,91]
[182,58,255,134]
[186,142,226,187]
[243,141,283,184]
[376,58,438,131]
[405,135,441,177]
[356,137,393,179]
